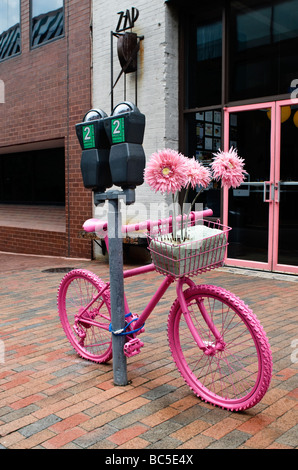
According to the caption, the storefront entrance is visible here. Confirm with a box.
[223,100,298,274]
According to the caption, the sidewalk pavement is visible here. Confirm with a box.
[0,251,297,450]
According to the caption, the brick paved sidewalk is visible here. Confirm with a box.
[0,252,297,450]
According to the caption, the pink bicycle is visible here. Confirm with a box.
[57,209,272,411]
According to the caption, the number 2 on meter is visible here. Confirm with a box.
[112,119,120,135]
[83,126,91,140]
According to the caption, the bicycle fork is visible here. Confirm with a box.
[176,278,225,356]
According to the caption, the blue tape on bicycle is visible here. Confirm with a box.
[109,313,145,336]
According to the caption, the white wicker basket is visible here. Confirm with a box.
[147,220,231,278]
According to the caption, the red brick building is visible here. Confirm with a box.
[0,0,93,258]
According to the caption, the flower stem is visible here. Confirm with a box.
[172,193,177,241]
[184,187,204,236]
[181,185,190,241]
[190,188,204,212]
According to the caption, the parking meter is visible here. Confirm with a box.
[75,109,112,192]
[104,102,145,190]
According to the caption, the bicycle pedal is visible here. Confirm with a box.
[124,338,144,358]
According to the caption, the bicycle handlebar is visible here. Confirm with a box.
[83,209,213,236]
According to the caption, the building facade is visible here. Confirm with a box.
[1,0,297,275]
[92,0,298,275]
[0,0,92,258]
[91,0,179,225]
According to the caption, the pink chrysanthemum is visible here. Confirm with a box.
[185,158,212,189]
[211,147,247,189]
[144,149,188,194]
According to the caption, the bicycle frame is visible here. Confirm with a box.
[77,208,223,353]
[105,233,177,326]
[75,238,222,356]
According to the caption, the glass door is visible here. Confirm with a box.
[224,100,298,274]
[273,100,298,273]
[223,103,276,271]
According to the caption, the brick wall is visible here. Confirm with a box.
[0,228,67,257]
[0,0,93,258]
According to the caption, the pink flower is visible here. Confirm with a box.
[211,147,247,189]
[185,158,212,189]
[144,149,188,194]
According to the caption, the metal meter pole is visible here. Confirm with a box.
[107,195,128,386]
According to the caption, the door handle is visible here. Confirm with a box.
[276,182,280,203]
[263,181,274,202]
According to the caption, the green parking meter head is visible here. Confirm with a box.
[105,102,146,190]
[75,108,112,192]
[105,101,145,146]
[76,109,109,150]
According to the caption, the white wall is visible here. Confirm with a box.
[92,0,179,228]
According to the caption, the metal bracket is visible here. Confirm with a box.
[110,30,144,111]
[94,188,136,206]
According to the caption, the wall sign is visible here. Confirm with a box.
[111,7,143,109]
[116,7,139,32]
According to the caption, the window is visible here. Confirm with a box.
[184,109,222,217]
[182,3,223,217]
[185,8,222,108]
[229,0,298,101]
[0,0,21,61]
[182,0,298,220]
[0,148,65,205]
[31,0,64,48]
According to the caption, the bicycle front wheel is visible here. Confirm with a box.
[58,269,112,363]
[168,284,272,411]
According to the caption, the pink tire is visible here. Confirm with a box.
[58,269,112,363]
[168,284,272,411]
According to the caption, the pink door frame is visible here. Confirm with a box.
[273,99,298,274]
[223,99,298,275]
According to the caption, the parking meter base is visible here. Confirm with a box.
[80,148,112,191]
[109,143,145,189]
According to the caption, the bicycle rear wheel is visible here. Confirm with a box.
[168,284,272,411]
[58,269,112,363]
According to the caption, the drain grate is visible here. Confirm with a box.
[42,267,76,273]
